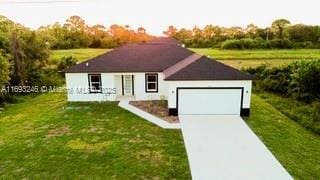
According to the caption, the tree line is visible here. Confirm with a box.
[164,19,320,49]
[38,15,153,49]
[0,15,154,104]
[0,15,153,99]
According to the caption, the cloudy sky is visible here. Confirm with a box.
[0,0,319,35]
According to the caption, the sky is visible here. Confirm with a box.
[0,0,319,35]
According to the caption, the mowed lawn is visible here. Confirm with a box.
[51,48,110,62]
[191,48,320,69]
[0,93,320,178]
[0,93,190,179]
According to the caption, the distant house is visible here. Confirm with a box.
[64,38,253,116]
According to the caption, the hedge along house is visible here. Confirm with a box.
[64,38,253,116]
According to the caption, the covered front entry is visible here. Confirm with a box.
[121,75,134,96]
[177,88,243,115]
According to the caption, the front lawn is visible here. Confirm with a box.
[0,93,190,179]
[0,92,319,179]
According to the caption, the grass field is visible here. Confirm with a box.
[190,48,320,69]
[0,93,319,179]
[190,48,320,60]
[50,48,109,62]
[51,48,320,69]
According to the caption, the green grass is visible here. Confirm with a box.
[218,59,306,69]
[246,95,320,179]
[190,48,320,69]
[190,48,320,60]
[255,91,320,134]
[0,93,190,179]
[0,92,320,179]
[51,48,110,62]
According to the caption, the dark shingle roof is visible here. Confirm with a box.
[64,37,252,81]
[64,38,192,73]
[165,56,253,80]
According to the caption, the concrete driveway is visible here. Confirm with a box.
[179,115,292,180]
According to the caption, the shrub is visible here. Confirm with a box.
[312,102,320,132]
[268,39,293,49]
[243,60,320,101]
[57,56,78,72]
[220,38,296,49]
[0,93,18,105]
[221,39,242,49]
[288,60,320,101]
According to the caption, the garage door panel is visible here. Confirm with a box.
[178,89,242,115]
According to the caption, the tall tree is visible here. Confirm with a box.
[64,15,87,31]
[271,19,291,39]
[163,25,177,37]
[0,52,10,87]
[10,30,25,85]
[174,28,192,45]
[245,24,259,38]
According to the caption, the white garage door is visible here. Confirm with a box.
[178,88,242,115]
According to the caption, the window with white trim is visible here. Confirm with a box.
[89,74,102,93]
[145,74,158,92]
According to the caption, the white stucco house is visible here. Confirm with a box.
[64,38,253,116]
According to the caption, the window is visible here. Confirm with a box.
[145,74,158,92]
[88,74,102,93]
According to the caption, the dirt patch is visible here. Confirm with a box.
[46,125,72,138]
[66,139,112,154]
[81,125,104,134]
[129,100,179,123]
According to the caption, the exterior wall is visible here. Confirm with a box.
[66,73,252,115]
[65,73,116,101]
[134,73,167,100]
[65,72,168,102]
[167,80,252,109]
[114,75,122,96]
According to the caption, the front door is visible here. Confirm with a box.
[122,75,133,96]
